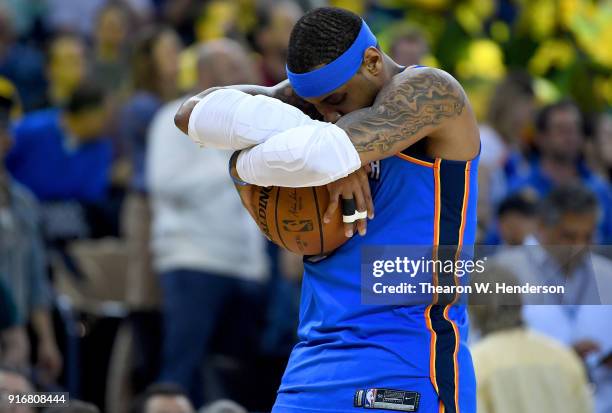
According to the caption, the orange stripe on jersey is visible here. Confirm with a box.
[425,305,439,394]
[432,159,442,302]
[443,305,461,413]
[451,160,471,306]
[396,153,435,168]
[433,159,442,246]
[456,161,471,248]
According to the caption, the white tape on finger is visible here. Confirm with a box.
[342,210,368,223]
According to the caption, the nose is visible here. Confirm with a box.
[323,110,342,123]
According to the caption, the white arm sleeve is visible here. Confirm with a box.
[187,88,314,149]
[236,123,362,187]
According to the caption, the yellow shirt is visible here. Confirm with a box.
[472,328,593,413]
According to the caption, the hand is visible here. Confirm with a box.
[37,339,63,384]
[229,153,259,224]
[324,167,374,238]
[0,326,30,369]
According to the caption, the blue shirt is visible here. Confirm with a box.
[5,109,112,202]
[509,159,612,244]
[274,147,480,413]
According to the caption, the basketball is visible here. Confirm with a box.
[251,186,347,255]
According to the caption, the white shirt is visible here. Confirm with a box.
[146,98,268,281]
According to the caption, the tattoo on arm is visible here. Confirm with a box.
[336,68,466,156]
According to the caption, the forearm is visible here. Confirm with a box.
[31,309,56,344]
[0,326,30,368]
[183,86,320,150]
[174,81,319,135]
[234,123,361,187]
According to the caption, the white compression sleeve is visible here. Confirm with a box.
[187,88,314,149]
[236,123,362,187]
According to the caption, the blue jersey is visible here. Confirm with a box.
[273,143,480,413]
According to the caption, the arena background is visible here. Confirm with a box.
[0,0,611,412]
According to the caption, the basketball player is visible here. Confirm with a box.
[175,7,480,413]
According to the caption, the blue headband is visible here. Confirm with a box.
[286,20,377,98]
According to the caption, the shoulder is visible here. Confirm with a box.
[390,67,463,94]
[376,66,466,113]
[149,99,185,141]
[13,109,60,136]
[11,181,39,208]
[10,181,42,226]
[154,98,184,126]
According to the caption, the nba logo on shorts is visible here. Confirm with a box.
[365,389,376,407]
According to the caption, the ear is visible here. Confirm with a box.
[362,47,383,76]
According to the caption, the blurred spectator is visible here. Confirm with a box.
[478,72,535,240]
[493,185,612,412]
[43,401,100,413]
[160,0,200,46]
[0,0,47,39]
[388,26,428,67]
[46,34,88,107]
[0,94,61,386]
[253,1,302,86]
[43,0,106,37]
[92,2,131,95]
[146,39,268,407]
[480,72,535,171]
[0,4,47,111]
[0,279,29,370]
[495,193,538,246]
[588,110,612,183]
[0,366,36,413]
[121,26,181,195]
[118,25,182,395]
[6,83,111,203]
[471,265,593,413]
[510,100,612,243]
[131,383,194,413]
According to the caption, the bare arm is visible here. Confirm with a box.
[336,67,474,164]
[174,80,321,134]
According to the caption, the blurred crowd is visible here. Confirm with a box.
[0,1,611,413]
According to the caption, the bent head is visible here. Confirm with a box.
[286,7,391,122]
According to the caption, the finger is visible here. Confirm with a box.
[357,169,375,219]
[324,187,340,224]
[352,184,368,236]
[236,185,257,222]
[342,191,355,237]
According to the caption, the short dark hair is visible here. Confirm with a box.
[539,184,599,226]
[287,7,363,74]
[64,83,106,114]
[43,400,100,413]
[131,383,190,413]
[497,193,537,218]
[535,99,580,133]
